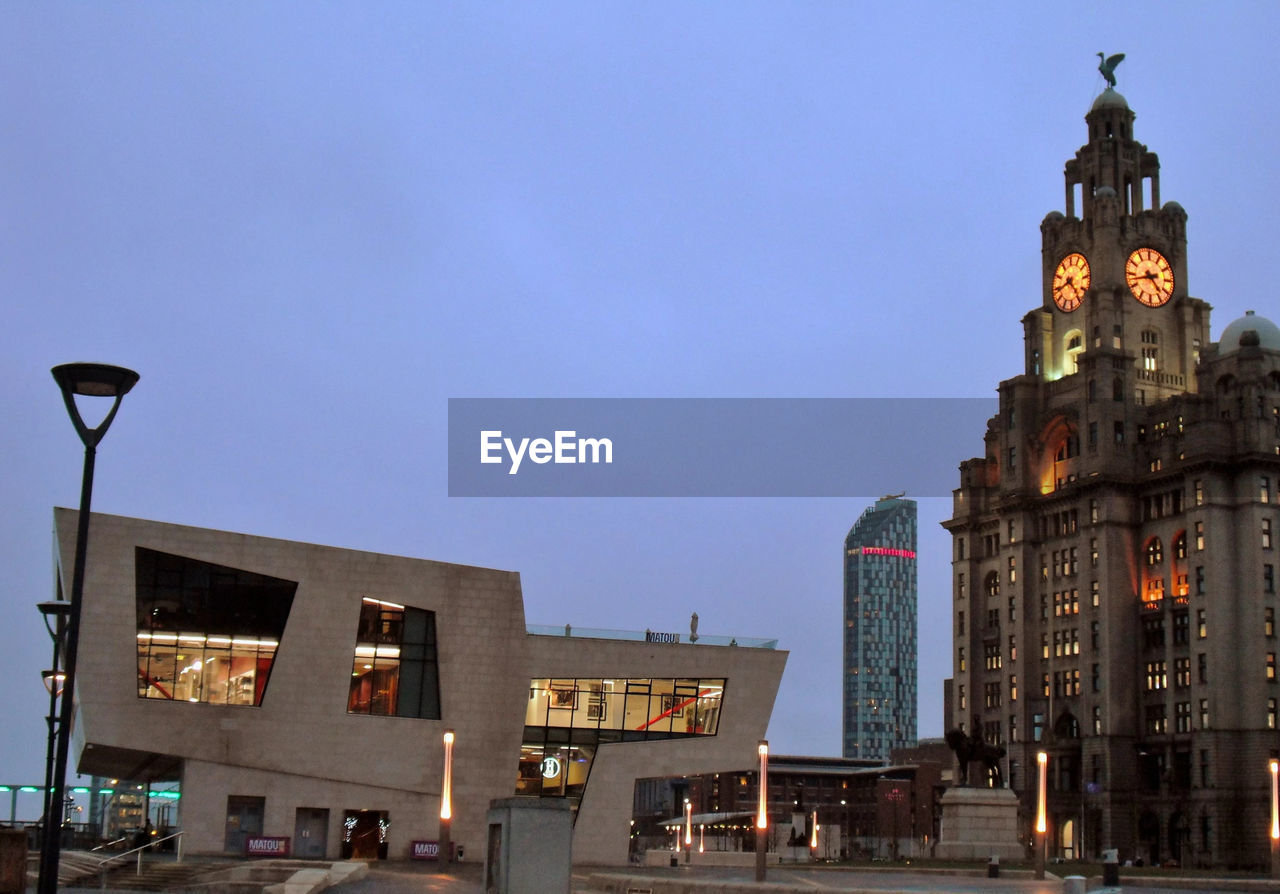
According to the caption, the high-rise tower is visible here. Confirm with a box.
[843,495,917,761]
[947,75,1280,868]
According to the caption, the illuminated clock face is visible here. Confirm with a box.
[1125,247,1175,307]
[1051,252,1091,312]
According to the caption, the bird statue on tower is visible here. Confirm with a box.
[1097,51,1125,88]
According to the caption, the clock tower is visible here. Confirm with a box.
[947,70,1280,868]
[1029,86,1210,404]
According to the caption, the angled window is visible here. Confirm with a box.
[519,676,725,821]
[348,598,441,719]
[135,548,296,706]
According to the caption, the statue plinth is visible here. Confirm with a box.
[933,786,1025,862]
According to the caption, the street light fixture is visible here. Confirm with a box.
[683,797,692,863]
[1035,751,1048,881]
[40,671,65,695]
[37,362,138,894]
[439,729,454,868]
[1269,758,1279,878]
[755,740,768,883]
[37,600,69,837]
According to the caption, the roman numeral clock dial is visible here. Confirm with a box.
[1125,247,1174,307]
[1052,252,1090,312]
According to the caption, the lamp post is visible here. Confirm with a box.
[38,363,138,894]
[1269,758,1279,878]
[1035,750,1048,881]
[755,740,768,883]
[683,797,692,863]
[37,601,69,832]
[840,799,848,860]
[440,729,454,867]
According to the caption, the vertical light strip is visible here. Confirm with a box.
[1270,759,1279,840]
[441,729,455,820]
[1035,751,1048,834]
[810,809,819,848]
[756,740,769,829]
[684,798,692,846]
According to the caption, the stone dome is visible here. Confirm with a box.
[1218,310,1280,354]
[1090,88,1129,112]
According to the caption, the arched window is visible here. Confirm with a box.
[1064,330,1084,375]
[1146,538,1164,566]
[1054,711,1080,739]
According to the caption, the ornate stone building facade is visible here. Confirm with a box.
[946,83,1280,868]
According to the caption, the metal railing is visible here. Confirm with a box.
[527,624,778,649]
[94,830,184,887]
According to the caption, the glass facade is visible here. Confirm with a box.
[347,597,441,719]
[842,497,918,760]
[135,548,295,706]
[519,676,724,815]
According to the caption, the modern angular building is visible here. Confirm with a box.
[842,496,917,761]
[946,80,1280,868]
[53,510,787,865]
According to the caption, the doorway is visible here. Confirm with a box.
[224,796,264,854]
[341,809,388,860]
[293,807,329,859]
[1138,811,1160,865]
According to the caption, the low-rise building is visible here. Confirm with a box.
[54,510,787,864]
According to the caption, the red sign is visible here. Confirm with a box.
[246,836,291,857]
[859,547,916,558]
[411,840,440,860]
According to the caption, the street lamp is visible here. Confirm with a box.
[755,740,768,883]
[1269,758,1279,878]
[683,797,692,863]
[1035,751,1048,881]
[37,600,69,833]
[440,729,454,867]
[38,363,138,894]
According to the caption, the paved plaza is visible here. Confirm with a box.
[314,861,1280,894]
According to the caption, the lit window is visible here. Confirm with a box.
[347,598,441,719]
[1146,538,1163,565]
[135,548,295,707]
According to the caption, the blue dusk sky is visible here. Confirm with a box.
[3,4,1279,790]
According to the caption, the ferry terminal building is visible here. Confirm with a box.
[54,510,786,865]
